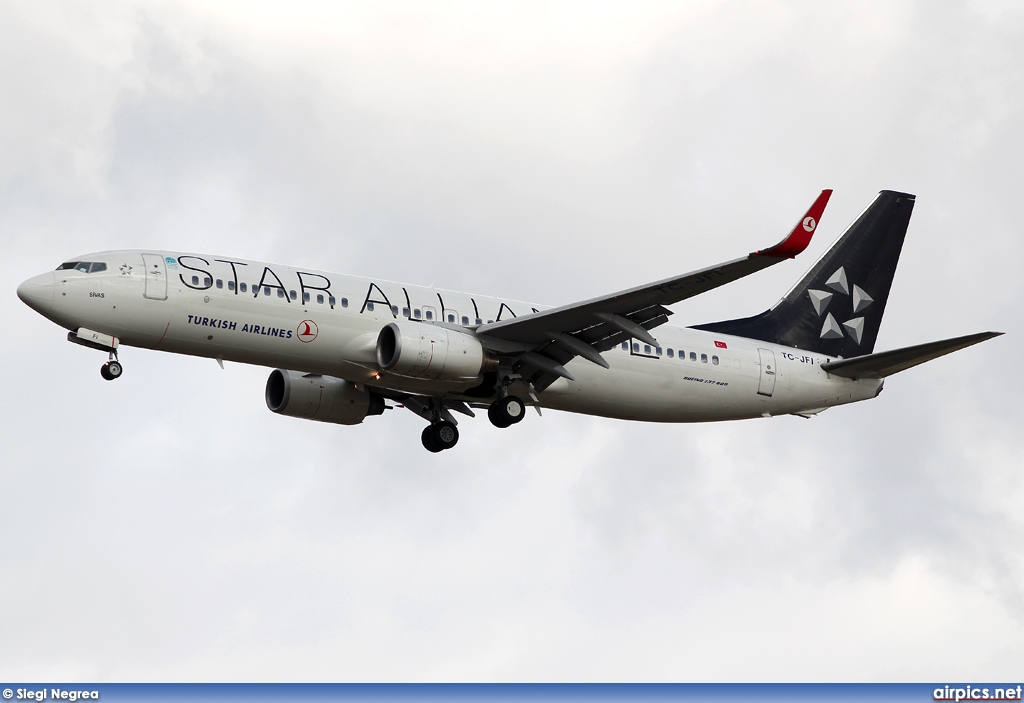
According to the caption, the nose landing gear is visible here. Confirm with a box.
[67,328,123,381]
[100,350,122,381]
[100,360,122,380]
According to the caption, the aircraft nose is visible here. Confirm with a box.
[17,271,55,315]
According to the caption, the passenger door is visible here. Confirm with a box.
[757,348,776,397]
[142,253,168,300]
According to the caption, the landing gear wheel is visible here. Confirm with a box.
[432,421,459,451]
[101,361,122,381]
[421,426,443,453]
[503,395,525,424]
[488,395,525,428]
[421,421,459,452]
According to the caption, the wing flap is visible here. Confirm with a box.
[821,331,1002,379]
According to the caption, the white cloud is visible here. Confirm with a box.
[2,0,1022,682]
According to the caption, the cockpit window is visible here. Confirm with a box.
[56,261,107,273]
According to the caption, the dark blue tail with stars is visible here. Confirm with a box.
[693,190,916,358]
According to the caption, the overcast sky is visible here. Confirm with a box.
[2,0,1022,682]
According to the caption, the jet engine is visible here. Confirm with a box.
[376,322,496,381]
[265,369,385,425]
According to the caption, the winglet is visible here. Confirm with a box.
[755,189,833,259]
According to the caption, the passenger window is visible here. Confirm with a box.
[216,279,223,289]
[240,283,247,292]
[264,287,271,296]
[403,307,410,317]
[461,316,469,325]
[329,296,337,307]
[621,342,628,350]
[656,347,662,356]
[644,344,651,354]
[701,353,708,363]
[341,298,348,308]
[632,343,639,353]
[667,349,674,358]
[302,292,310,302]
[690,352,697,361]
[391,306,399,315]
[447,314,455,323]
[276,289,284,298]
[317,294,324,304]
[228,281,235,291]
[204,277,213,287]
[425,310,433,320]
[476,318,483,325]
[290,290,298,300]
[366,302,374,311]
[413,308,421,319]
[712,355,719,365]
[192,275,199,285]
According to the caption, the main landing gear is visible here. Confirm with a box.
[488,395,525,428]
[417,392,527,453]
[422,420,459,453]
[100,350,122,381]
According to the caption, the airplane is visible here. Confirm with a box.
[16,189,1001,452]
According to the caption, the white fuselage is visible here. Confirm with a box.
[24,250,883,422]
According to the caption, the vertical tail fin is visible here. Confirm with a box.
[694,190,916,357]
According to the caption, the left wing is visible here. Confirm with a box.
[476,190,833,389]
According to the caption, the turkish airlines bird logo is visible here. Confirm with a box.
[297,319,319,343]
[802,217,817,232]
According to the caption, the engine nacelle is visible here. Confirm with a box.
[376,322,494,381]
[265,369,385,425]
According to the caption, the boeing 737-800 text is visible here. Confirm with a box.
[17,190,1000,451]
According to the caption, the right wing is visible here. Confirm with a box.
[476,190,833,389]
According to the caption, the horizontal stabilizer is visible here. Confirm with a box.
[821,331,1002,379]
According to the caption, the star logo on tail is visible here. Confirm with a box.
[807,266,874,344]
